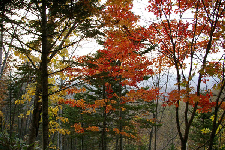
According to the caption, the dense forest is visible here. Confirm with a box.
[0,0,224,150]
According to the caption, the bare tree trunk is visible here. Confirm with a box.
[148,128,153,150]
[0,2,4,77]
[41,0,49,149]
[9,73,12,146]
[57,106,62,150]
[119,75,123,150]
[102,82,107,150]
[116,135,119,150]
[57,77,64,150]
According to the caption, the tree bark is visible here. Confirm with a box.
[41,0,49,149]
[148,128,153,150]
[102,82,107,150]
[119,75,123,150]
[0,1,4,77]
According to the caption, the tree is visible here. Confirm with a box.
[189,112,215,149]
[3,0,103,149]
[64,50,157,149]
[63,1,159,149]
[0,0,28,143]
[146,0,225,149]
[3,0,224,149]
[0,0,25,78]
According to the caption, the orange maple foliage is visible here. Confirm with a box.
[64,0,157,139]
[165,89,216,112]
[86,126,100,132]
[113,127,136,139]
[125,88,160,103]
[72,123,84,133]
[146,0,224,149]
[146,0,224,108]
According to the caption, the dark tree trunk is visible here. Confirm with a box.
[0,1,4,77]
[102,82,107,150]
[41,0,49,149]
[148,128,153,150]
[119,75,123,150]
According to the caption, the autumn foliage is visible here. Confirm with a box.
[1,0,224,149]
[62,1,159,147]
[63,0,224,149]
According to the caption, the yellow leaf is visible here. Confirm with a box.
[18,114,24,118]
[121,107,126,111]
[0,111,3,117]
[26,110,31,116]
[201,128,211,134]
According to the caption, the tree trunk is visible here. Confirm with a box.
[119,124,122,150]
[116,135,119,150]
[102,108,107,150]
[119,75,123,150]
[148,128,153,150]
[102,82,107,150]
[181,140,187,150]
[27,84,42,150]
[0,2,4,77]
[41,0,49,149]
[57,106,62,150]
[9,73,12,146]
